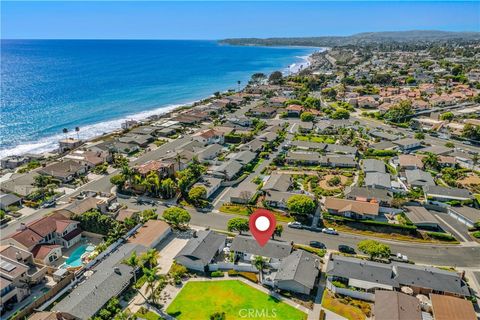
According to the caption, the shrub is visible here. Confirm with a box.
[427,232,457,242]
[210,271,224,277]
[227,270,258,283]
[331,280,347,288]
[294,244,326,257]
[471,231,480,239]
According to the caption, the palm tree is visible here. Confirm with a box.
[123,251,140,283]
[143,267,159,302]
[141,249,160,269]
[62,128,68,139]
[75,126,80,140]
[253,256,267,283]
[174,152,186,171]
[472,153,479,170]
[121,165,135,186]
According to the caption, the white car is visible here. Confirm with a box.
[322,227,338,235]
[287,222,303,229]
[396,253,408,261]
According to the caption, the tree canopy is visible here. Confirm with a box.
[300,112,314,122]
[287,195,316,215]
[227,217,249,234]
[357,239,391,260]
[331,108,350,120]
[162,206,191,227]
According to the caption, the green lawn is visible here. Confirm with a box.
[219,204,294,222]
[166,280,306,320]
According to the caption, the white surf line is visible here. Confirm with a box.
[434,213,469,243]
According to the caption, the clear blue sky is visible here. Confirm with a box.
[2,1,479,39]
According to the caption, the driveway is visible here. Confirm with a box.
[155,235,188,274]
[431,211,472,242]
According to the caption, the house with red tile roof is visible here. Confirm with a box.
[2,212,82,264]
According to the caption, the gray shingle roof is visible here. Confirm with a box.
[345,187,393,203]
[365,172,391,189]
[290,140,326,150]
[362,159,386,173]
[325,144,358,155]
[262,173,292,192]
[326,255,470,296]
[230,150,257,165]
[423,186,472,200]
[54,243,147,319]
[231,235,292,259]
[405,169,435,187]
[404,206,438,225]
[275,250,320,289]
[175,230,226,265]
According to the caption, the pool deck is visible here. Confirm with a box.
[52,236,101,268]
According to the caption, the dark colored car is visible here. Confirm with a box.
[309,241,326,249]
[338,245,355,254]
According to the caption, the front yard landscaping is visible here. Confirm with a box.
[166,280,307,320]
[219,204,294,222]
[322,291,368,320]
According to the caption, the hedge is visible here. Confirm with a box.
[472,231,480,239]
[427,232,457,242]
[227,270,258,283]
[210,271,224,277]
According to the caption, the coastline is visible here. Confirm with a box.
[0,49,320,159]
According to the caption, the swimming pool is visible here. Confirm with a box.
[63,244,95,268]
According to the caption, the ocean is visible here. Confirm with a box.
[0,40,317,158]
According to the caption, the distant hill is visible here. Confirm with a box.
[220,30,480,47]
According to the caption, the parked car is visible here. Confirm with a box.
[338,245,355,254]
[309,241,326,249]
[322,227,338,235]
[287,221,303,229]
[392,253,409,262]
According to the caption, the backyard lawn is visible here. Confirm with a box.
[166,280,307,320]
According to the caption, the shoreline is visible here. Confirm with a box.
[0,49,321,159]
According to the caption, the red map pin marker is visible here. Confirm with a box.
[249,209,276,247]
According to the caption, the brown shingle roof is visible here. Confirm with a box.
[431,294,476,320]
[324,198,379,216]
[127,220,170,247]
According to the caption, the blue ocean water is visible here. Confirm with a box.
[1,40,317,157]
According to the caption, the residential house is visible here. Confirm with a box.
[53,243,147,319]
[404,206,440,230]
[397,155,424,170]
[447,206,480,228]
[362,159,386,174]
[262,173,292,192]
[286,104,303,117]
[264,191,312,210]
[2,213,82,263]
[58,138,82,153]
[274,250,320,295]
[127,220,171,248]
[374,291,422,320]
[229,150,257,166]
[393,138,422,151]
[240,139,264,153]
[424,186,472,202]
[419,145,453,156]
[1,156,30,170]
[285,151,320,166]
[325,144,358,155]
[115,208,139,223]
[344,187,393,207]
[289,140,326,151]
[0,245,48,313]
[0,193,22,211]
[430,294,477,320]
[38,160,88,183]
[174,230,226,272]
[193,176,222,199]
[192,129,225,145]
[249,106,276,118]
[121,119,139,130]
[326,254,470,302]
[64,150,111,169]
[298,122,314,133]
[319,155,357,168]
[230,182,258,204]
[117,134,152,148]
[369,131,399,141]
[324,198,379,220]
[197,144,223,162]
[364,172,391,190]
[0,172,38,197]
[210,160,243,181]
[135,160,175,178]
[231,235,292,264]
[405,169,435,188]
